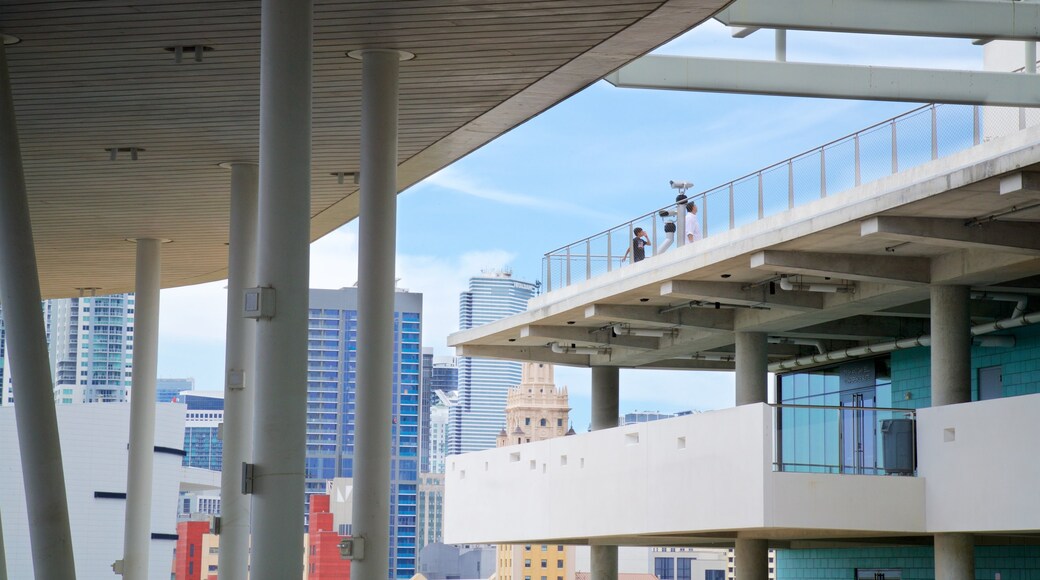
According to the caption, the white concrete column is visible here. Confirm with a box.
[735,331,768,405]
[351,47,405,580]
[218,162,258,580]
[590,366,619,580]
[0,40,77,580]
[250,0,312,577]
[122,238,162,580]
[734,538,768,580]
[930,285,971,407]
[0,506,8,580]
[935,533,974,580]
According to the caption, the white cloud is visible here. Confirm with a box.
[426,166,617,222]
[159,281,227,342]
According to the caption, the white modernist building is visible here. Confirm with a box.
[0,403,220,579]
[448,23,1040,580]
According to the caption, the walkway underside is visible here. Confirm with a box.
[449,124,1040,371]
[2,0,730,298]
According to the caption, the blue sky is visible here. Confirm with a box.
[157,20,982,431]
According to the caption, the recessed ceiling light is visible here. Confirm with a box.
[566,321,575,325]
[330,172,359,185]
[2,35,21,46]
[164,45,214,63]
[106,147,145,161]
[639,298,650,302]
[721,274,732,279]
[508,338,516,342]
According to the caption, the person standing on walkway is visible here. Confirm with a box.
[685,201,702,243]
[622,227,651,263]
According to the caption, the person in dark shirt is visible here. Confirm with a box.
[622,227,651,263]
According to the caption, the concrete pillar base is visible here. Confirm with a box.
[735,332,768,406]
[935,533,974,580]
[734,538,768,580]
[591,545,618,580]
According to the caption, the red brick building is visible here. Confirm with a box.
[174,520,211,580]
[308,494,351,579]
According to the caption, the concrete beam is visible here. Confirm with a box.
[604,55,1040,107]
[661,280,824,311]
[455,344,591,367]
[636,358,736,371]
[584,303,735,331]
[750,250,931,286]
[782,315,929,341]
[519,324,661,351]
[999,172,1040,198]
[716,0,1040,41]
[861,216,1040,255]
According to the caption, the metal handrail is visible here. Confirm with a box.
[541,99,1032,292]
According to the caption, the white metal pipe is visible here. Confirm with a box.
[0,40,77,580]
[218,162,258,580]
[779,275,850,293]
[770,311,1040,372]
[351,48,401,580]
[550,342,608,356]
[122,238,162,580]
[250,0,312,576]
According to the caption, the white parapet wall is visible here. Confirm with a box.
[917,392,1040,534]
[445,403,927,545]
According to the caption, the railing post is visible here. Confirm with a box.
[891,120,898,174]
[1020,106,1027,130]
[757,172,764,219]
[787,160,794,209]
[627,222,633,264]
[819,148,827,198]
[585,239,591,280]
[606,234,612,272]
[973,105,981,146]
[701,194,708,238]
[544,256,552,291]
[651,212,658,253]
[853,133,861,187]
[931,105,939,160]
[728,183,735,230]
[565,245,571,286]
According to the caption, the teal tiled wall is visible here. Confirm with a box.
[889,324,1040,410]
[776,546,1040,579]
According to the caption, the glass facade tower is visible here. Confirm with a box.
[306,287,423,579]
[448,271,537,455]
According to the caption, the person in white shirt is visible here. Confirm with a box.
[685,201,702,243]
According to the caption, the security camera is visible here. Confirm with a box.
[669,180,693,191]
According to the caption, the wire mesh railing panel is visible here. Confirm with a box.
[702,187,728,238]
[760,163,790,218]
[858,121,896,184]
[895,107,934,171]
[823,136,857,195]
[982,106,1022,141]
[791,150,824,206]
[732,174,760,228]
[936,104,977,158]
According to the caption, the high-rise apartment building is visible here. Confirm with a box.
[50,294,135,404]
[158,377,196,402]
[417,472,446,556]
[421,349,458,472]
[307,287,422,579]
[182,390,224,472]
[449,271,537,455]
[427,389,455,474]
[496,363,573,580]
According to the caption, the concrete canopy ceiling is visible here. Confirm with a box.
[0,0,731,298]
